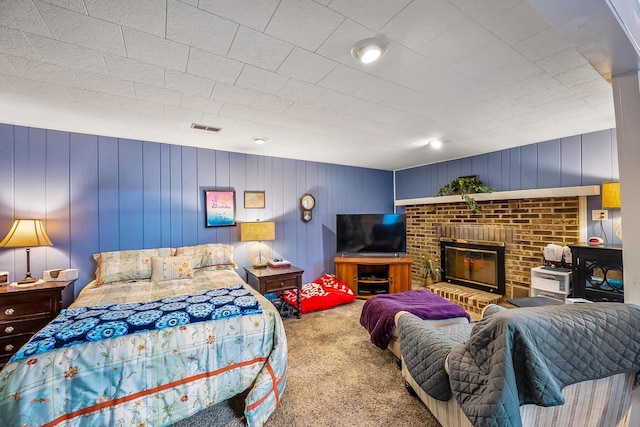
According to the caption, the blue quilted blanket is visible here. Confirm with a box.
[11,284,261,361]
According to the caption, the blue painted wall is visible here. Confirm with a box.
[0,124,393,295]
[395,128,620,244]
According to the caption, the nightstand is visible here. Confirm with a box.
[244,266,304,318]
[0,280,74,367]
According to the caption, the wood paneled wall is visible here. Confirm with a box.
[395,129,621,244]
[0,124,393,295]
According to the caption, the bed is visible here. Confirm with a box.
[0,244,287,427]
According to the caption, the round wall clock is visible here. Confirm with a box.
[300,193,315,210]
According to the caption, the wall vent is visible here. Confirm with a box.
[191,123,222,133]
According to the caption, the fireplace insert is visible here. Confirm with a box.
[440,238,506,295]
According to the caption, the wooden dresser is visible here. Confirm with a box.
[0,281,74,367]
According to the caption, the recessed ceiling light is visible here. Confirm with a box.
[253,136,268,145]
[351,36,388,64]
[429,139,443,149]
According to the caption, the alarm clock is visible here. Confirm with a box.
[0,271,9,286]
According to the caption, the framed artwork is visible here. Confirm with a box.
[204,189,236,227]
[244,191,265,209]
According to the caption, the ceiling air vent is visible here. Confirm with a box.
[191,123,222,133]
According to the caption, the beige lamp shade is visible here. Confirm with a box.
[240,221,275,268]
[0,219,53,285]
[602,182,621,209]
[0,219,53,248]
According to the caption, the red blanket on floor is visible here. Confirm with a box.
[282,274,355,314]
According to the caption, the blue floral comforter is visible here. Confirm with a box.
[0,269,287,427]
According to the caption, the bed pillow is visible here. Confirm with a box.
[151,255,193,282]
[282,274,355,314]
[174,243,236,271]
[93,248,174,285]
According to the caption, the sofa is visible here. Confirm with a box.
[396,302,640,427]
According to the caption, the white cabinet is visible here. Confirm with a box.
[530,266,571,301]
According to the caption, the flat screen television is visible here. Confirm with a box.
[336,213,406,255]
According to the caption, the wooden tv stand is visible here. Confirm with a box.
[334,256,413,299]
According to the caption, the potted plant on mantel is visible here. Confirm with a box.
[422,253,440,287]
[437,175,495,214]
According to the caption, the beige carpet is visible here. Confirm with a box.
[174,299,441,426]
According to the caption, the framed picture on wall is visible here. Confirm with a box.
[204,189,236,227]
[244,191,265,209]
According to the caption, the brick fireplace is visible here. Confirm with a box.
[405,197,580,299]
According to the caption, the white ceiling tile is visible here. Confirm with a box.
[328,0,410,31]
[353,78,405,104]
[533,96,588,116]
[180,94,223,114]
[517,84,575,108]
[467,95,519,117]
[26,34,109,75]
[123,27,189,72]
[164,69,214,98]
[535,48,591,76]
[84,0,165,37]
[220,103,260,121]
[419,18,498,66]
[186,49,244,85]
[228,26,293,71]
[317,64,369,95]
[75,70,135,97]
[513,27,572,62]
[446,85,500,107]
[0,27,41,61]
[450,39,524,79]
[198,0,279,32]
[381,0,465,50]
[499,73,561,100]
[119,96,164,115]
[0,56,16,75]
[210,82,258,105]
[276,47,337,84]
[577,81,613,102]
[254,111,289,126]
[266,0,344,51]
[166,0,237,56]
[235,65,289,95]
[103,54,165,86]
[393,57,473,96]
[0,74,72,100]
[447,0,520,24]
[0,0,52,37]
[366,42,425,81]
[66,87,122,109]
[3,55,83,87]
[475,56,542,89]
[134,83,182,106]
[250,94,294,114]
[35,1,125,56]
[276,78,326,104]
[163,105,203,122]
[555,66,603,88]
[483,2,548,46]
[39,0,86,14]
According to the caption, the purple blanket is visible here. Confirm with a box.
[360,289,470,349]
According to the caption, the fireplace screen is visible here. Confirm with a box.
[440,239,506,295]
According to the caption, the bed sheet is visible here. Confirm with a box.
[0,269,287,427]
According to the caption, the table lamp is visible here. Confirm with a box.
[0,219,53,284]
[602,181,622,240]
[240,221,275,268]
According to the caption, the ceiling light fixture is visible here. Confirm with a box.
[429,139,443,149]
[253,136,268,145]
[351,36,388,64]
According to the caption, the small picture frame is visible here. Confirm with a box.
[204,189,236,227]
[244,191,265,209]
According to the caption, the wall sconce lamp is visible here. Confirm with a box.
[240,221,275,268]
[0,219,53,285]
